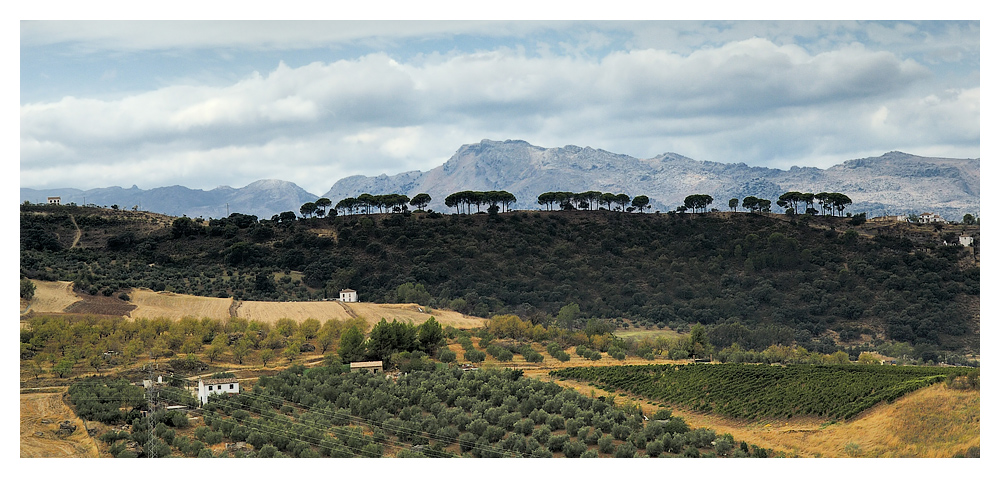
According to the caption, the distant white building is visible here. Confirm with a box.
[47,196,61,205]
[350,361,384,373]
[197,378,240,405]
[959,236,974,247]
[918,212,946,224]
[869,215,907,223]
[340,289,358,302]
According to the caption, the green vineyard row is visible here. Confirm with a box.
[550,364,952,420]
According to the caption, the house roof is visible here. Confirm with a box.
[350,361,383,368]
[340,289,356,293]
[200,378,239,385]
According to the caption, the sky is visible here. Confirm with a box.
[19,14,982,196]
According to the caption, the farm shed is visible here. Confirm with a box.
[350,361,384,373]
[197,378,240,405]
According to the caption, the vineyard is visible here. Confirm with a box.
[550,364,959,420]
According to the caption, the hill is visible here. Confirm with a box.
[22,141,980,222]
[20,179,317,220]
[324,140,980,221]
[20,203,979,360]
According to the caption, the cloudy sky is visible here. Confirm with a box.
[20,18,981,196]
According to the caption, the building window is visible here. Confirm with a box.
[229,384,234,389]
[208,385,213,391]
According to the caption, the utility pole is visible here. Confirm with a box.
[144,355,159,457]
[226,203,229,216]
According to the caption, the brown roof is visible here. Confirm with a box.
[200,378,239,385]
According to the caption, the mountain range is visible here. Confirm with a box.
[21,140,980,221]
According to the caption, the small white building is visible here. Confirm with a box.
[959,236,974,247]
[349,361,383,373]
[47,196,61,205]
[339,289,358,302]
[197,377,240,405]
[869,215,907,223]
[918,212,946,224]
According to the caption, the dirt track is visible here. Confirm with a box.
[20,392,99,458]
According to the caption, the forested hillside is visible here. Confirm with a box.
[20,204,979,357]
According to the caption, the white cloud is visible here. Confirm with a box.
[20,32,978,193]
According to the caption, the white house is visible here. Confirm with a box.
[339,289,358,302]
[869,215,907,223]
[349,361,383,373]
[197,378,240,405]
[959,236,974,247]
[47,196,61,205]
[918,212,946,224]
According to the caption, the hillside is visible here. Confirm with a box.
[20,203,979,360]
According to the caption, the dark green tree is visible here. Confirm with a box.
[299,202,318,218]
[631,195,650,213]
[20,278,36,301]
[417,316,444,354]
[338,326,367,363]
[409,193,432,211]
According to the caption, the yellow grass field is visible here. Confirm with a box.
[130,289,233,320]
[235,300,353,323]
[545,375,979,458]
[343,302,485,329]
[20,391,100,458]
[22,280,486,329]
[21,280,80,315]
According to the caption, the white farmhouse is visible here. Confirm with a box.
[959,236,974,247]
[918,212,946,224]
[47,196,61,205]
[339,289,358,302]
[197,377,240,405]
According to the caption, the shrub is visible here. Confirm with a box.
[614,442,638,458]
[598,435,615,454]
[563,438,588,458]
[646,440,664,457]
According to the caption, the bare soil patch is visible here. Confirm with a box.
[64,293,136,316]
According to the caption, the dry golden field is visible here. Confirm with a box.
[22,279,486,329]
[128,289,233,320]
[21,280,79,315]
[20,391,99,458]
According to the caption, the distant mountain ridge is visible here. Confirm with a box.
[324,140,980,221]
[20,179,318,220]
[22,140,979,221]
